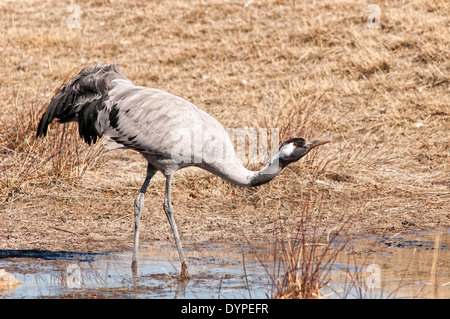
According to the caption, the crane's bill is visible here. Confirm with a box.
[305,140,330,149]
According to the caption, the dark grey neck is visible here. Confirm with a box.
[249,154,285,187]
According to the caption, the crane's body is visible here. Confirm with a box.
[36,63,329,279]
[103,78,262,186]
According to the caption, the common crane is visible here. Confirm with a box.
[36,63,329,279]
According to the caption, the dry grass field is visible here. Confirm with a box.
[0,0,448,255]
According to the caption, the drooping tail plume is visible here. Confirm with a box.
[36,63,126,145]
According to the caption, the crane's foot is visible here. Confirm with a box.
[178,262,190,281]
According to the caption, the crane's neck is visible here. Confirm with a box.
[205,152,285,187]
[248,153,285,187]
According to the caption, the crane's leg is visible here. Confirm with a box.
[164,174,190,280]
[131,163,157,273]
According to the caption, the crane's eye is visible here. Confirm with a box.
[293,142,297,146]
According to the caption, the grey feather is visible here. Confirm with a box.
[36,62,126,145]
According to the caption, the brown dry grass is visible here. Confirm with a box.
[262,198,352,299]
[0,0,449,255]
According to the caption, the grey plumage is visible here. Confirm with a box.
[36,63,329,279]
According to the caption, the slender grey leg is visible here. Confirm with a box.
[131,163,157,273]
[163,174,190,280]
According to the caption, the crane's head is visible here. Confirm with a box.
[277,138,330,166]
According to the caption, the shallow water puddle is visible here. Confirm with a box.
[0,230,448,299]
[0,244,272,298]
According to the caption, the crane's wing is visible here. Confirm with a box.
[103,79,235,164]
[36,63,238,167]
